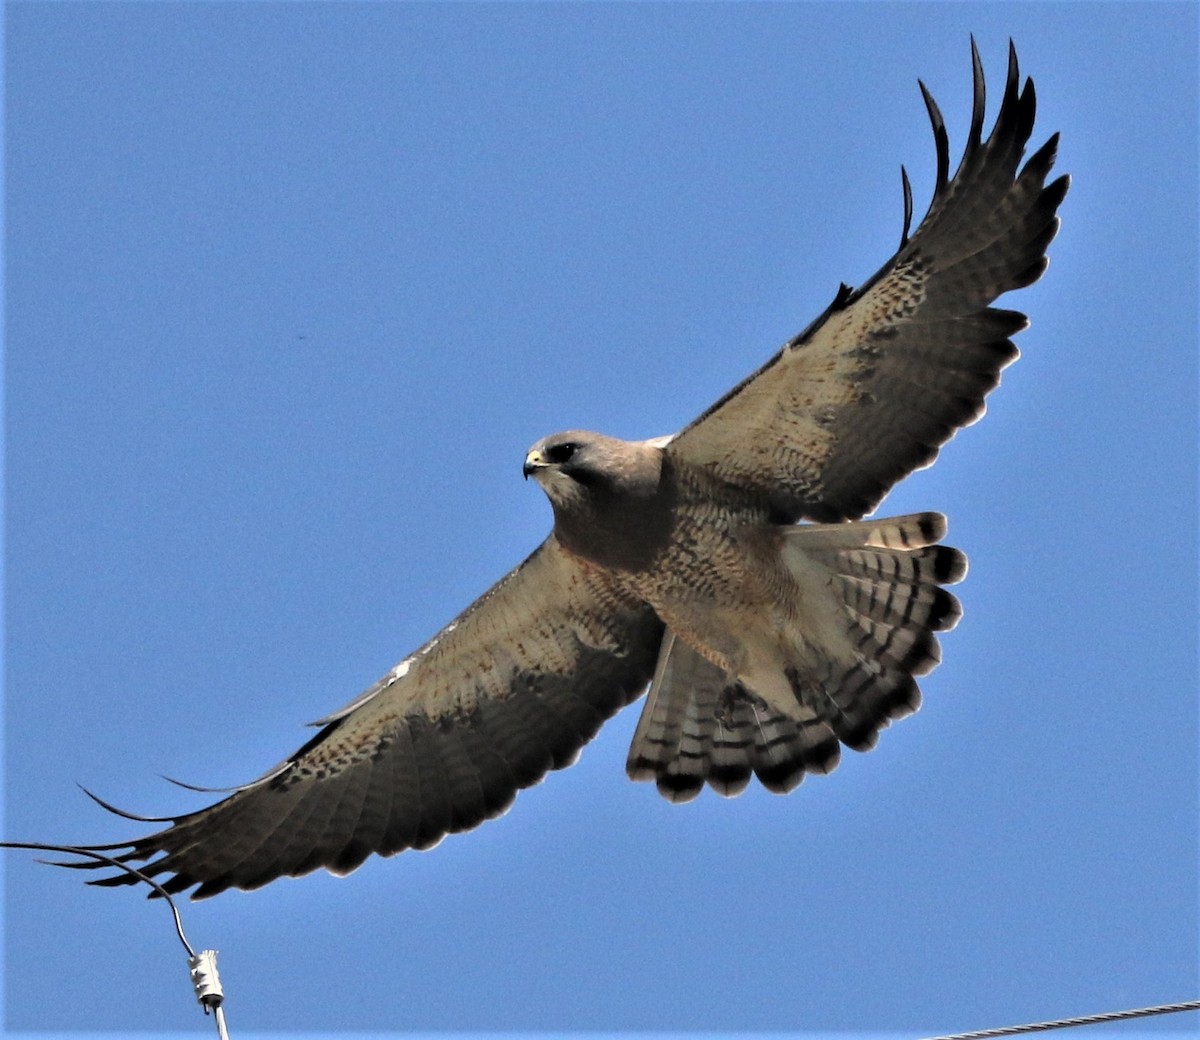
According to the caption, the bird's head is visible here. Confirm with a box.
[524,431,665,511]
[523,431,605,500]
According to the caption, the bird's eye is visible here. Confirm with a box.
[546,442,577,464]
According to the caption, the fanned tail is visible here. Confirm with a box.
[626,633,840,803]
[781,512,965,750]
[626,512,964,800]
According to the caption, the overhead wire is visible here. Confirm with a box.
[4,839,1197,1040]
[923,999,1200,1040]
[1,840,231,1039]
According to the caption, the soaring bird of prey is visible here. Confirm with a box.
[69,41,1066,898]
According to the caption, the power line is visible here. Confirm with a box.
[924,999,1200,1040]
[2,840,230,1039]
[5,839,1198,1040]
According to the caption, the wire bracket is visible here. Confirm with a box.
[190,950,225,1012]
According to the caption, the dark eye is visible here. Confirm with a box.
[546,442,577,464]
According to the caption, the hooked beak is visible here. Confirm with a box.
[523,449,548,480]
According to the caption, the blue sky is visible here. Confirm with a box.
[4,3,1197,1038]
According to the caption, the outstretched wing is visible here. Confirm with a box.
[68,539,662,898]
[668,40,1069,523]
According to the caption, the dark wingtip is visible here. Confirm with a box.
[78,783,175,824]
[968,36,987,150]
[918,79,949,195]
[85,870,145,889]
[1000,39,1023,126]
[0,839,172,898]
[187,878,229,901]
[1046,170,1071,206]
[1022,131,1060,181]
[160,773,245,794]
[899,165,914,247]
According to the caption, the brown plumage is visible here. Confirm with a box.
[63,40,1067,898]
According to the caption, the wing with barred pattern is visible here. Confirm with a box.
[669,40,1068,523]
[68,539,661,898]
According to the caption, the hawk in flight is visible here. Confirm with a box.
[71,41,1067,898]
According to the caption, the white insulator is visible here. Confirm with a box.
[189,949,225,1009]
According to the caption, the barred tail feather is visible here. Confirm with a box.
[626,512,964,801]
[626,634,841,803]
[779,511,965,751]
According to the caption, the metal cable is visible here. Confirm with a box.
[1,840,195,956]
[6,840,1197,1040]
[2,840,230,1037]
[923,998,1200,1040]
